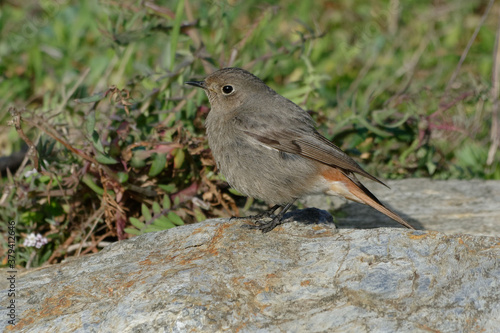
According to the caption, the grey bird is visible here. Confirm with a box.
[186,67,414,232]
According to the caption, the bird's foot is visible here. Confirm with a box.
[232,203,294,233]
[246,215,282,233]
[231,210,281,233]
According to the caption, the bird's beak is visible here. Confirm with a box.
[185,81,207,89]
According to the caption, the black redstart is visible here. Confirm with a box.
[186,67,415,232]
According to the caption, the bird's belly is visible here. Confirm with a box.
[210,136,321,205]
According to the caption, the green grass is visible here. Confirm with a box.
[0,0,499,267]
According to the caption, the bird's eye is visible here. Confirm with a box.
[222,85,234,95]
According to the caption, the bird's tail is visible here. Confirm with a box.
[322,167,415,229]
[343,175,415,229]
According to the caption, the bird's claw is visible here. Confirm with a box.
[247,216,282,233]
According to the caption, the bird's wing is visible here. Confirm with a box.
[233,107,387,187]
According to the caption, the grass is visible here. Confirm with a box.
[0,0,499,267]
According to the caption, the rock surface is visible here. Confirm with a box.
[1,213,499,331]
[1,179,500,332]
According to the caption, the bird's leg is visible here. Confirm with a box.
[248,201,296,233]
[253,204,282,219]
[231,204,281,221]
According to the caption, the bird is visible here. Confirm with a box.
[186,67,415,232]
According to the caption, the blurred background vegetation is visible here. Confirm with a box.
[0,0,499,267]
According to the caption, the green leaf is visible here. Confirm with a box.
[228,188,244,196]
[159,184,177,193]
[373,109,411,129]
[20,211,44,225]
[124,228,142,236]
[173,149,185,169]
[113,30,150,46]
[426,160,436,175]
[39,175,52,183]
[39,249,52,262]
[82,174,104,195]
[141,204,152,222]
[86,111,96,135]
[152,202,162,214]
[243,197,254,212]
[169,0,185,70]
[144,225,164,233]
[149,153,167,177]
[129,217,145,230]
[282,86,310,100]
[356,116,391,137]
[163,195,171,210]
[117,172,129,183]
[75,92,106,104]
[96,152,118,164]
[130,156,147,168]
[399,139,419,163]
[153,216,176,229]
[167,212,184,226]
[332,115,355,135]
[193,208,206,222]
[91,131,105,153]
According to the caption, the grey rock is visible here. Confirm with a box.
[1,200,500,332]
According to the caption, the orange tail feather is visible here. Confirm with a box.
[322,167,415,229]
[346,181,415,229]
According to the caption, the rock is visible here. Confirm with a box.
[1,204,499,332]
